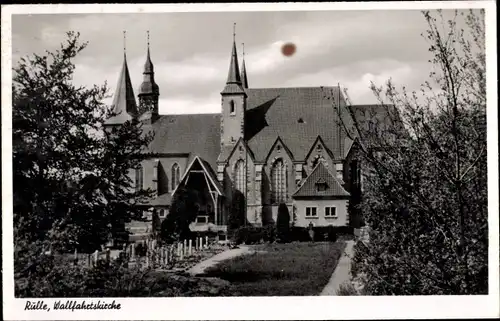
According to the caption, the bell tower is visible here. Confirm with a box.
[138,31,160,124]
[220,23,247,148]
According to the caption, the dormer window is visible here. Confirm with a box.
[317,144,322,151]
[298,118,304,123]
[230,100,235,115]
[316,180,328,192]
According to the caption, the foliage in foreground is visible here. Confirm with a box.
[336,10,487,294]
[203,241,346,296]
[15,252,229,297]
[13,31,154,254]
[13,32,154,293]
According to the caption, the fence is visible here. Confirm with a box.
[73,235,216,270]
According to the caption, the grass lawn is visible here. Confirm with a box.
[203,241,346,296]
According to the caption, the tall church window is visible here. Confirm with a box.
[271,158,287,204]
[135,165,143,192]
[229,100,235,115]
[171,163,180,191]
[234,159,246,193]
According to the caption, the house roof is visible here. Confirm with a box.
[144,114,221,169]
[349,104,403,146]
[171,156,224,197]
[293,162,350,198]
[245,86,348,162]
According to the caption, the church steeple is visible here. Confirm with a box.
[221,23,245,95]
[105,31,138,126]
[241,42,249,89]
[220,23,247,148]
[138,31,159,123]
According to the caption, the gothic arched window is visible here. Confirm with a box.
[135,165,143,192]
[271,159,287,204]
[171,163,180,191]
[234,159,246,193]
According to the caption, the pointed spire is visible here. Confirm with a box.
[226,23,242,85]
[139,30,159,96]
[241,42,248,89]
[106,33,138,125]
[144,30,154,74]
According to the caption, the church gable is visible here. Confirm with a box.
[304,135,335,175]
[264,136,294,165]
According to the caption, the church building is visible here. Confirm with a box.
[106,30,388,238]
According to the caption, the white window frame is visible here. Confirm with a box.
[325,206,338,218]
[159,209,167,218]
[305,206,318,218]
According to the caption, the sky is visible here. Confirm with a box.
[11,9,466,115]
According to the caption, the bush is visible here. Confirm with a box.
[289,227,311,242]
[288,226,349,242]
[234,227,266,245]
[263,225,277,243]
[336,281,359,296]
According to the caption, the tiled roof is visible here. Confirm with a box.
[106,55,138,125]
[351,104,404,147]
[245,87,347,162]
[293,162,350,198]
[145,114,221,170]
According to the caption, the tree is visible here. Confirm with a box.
[12,31,154,256]
[327,9,487,294]
[228,190,246,230]
[160,187,200,243]
[276,203,290,243]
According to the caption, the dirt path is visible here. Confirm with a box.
[187,245,252,276]
[320,240,355,296]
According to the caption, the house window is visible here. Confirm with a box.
[325,206,337,218]
[135,165,143,192]
[171,163,180,191]
[229,100,235,115]
[305,207,318,218]
[271,158,287,204]
[159,209,167,218]
[234,159,246,193]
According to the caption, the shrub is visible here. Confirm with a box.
[263,224,277,243]
[234,226,266,245]
[276,203,290,243]
[289,227,310,242]
[336,281,359,296]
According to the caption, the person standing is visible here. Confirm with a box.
[308,221,315,242]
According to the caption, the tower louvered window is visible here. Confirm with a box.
[135,165,143,192]
[171,163,180,191]
[234,159,246,193]
[271,159,287,204]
